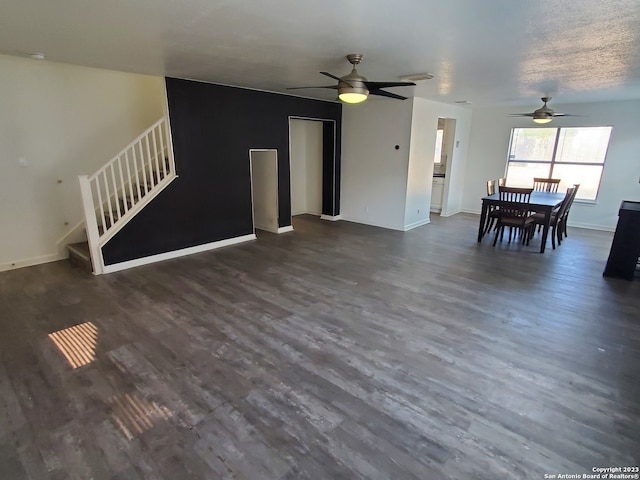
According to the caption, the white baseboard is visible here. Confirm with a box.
[101,233,257,274]
[404,219,431,231]
[462,208,482,215]
[255,224,292,234]
[567,221,615,232]
[439,209,462,218]
[339,216,405,231]
[320,214,342,221]
[0,252,68,273]
[255,223,278,233]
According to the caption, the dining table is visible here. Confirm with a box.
[478,190,566,253]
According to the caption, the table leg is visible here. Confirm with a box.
[478,202,488,242]
[539,209,551,253]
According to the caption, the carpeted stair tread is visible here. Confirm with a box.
[67,241,90,260]
[67,242,92,273]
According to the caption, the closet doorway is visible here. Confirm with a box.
[289,118,323,216]
[249,149,279,233]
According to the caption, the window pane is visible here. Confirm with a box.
[506,162,552,187]
[552,164,604,201]
[555,127,612,164]
[509,128,557,161]
[434,129,444,164]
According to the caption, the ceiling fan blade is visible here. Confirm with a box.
[320,71,343,82]
[286,85,338,90]
[364,81,416,89]
[552,113,586,117]
[369,89,409,100]
[508,113,536,117]
[320,71,353,88]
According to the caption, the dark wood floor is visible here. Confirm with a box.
[1,213,639,479]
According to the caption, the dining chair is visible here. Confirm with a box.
[530,186,576,249]
[531,177,561,233]
[533,177,561,192]
[484,180,500,234]
[493,186,535,246]
[498,177,506,187]
[557,183,580,242]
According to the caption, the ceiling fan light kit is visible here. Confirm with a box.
[338,89,369,104]
[533,115,552,124]
[288,54,416,104]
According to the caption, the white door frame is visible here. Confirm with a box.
[249,149,293,234]
[288,116,338,220]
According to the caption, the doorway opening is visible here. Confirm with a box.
[249,149,279,233]
[431,117,456,214]
[289,118,323,217]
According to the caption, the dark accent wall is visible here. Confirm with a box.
[101,78,342,266]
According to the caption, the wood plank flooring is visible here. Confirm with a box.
[1,213,639,479]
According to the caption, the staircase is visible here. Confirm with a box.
[68,241,92,272]
[70,117,177,274]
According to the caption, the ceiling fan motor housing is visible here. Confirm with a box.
[533,97,554,121]
[338,67,369,102]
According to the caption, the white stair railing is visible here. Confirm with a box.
[78,117,176,274]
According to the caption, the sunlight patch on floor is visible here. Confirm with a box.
[49,322,98,369]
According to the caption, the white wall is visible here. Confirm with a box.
[0,54,166,271]
[250,150,279,232]
[289,119,322,216]
[404,98,473,227]
[341,99,413,231]
[461,100,640,231]
[441,118,457,172]
[341,97,473,231]
[405,98,437,229]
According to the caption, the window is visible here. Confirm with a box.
[505,127,612,201]
[434,128,444,164]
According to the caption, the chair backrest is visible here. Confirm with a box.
[498,186,533,217]
[555,186,577,221]
[570,183,580,203]
[498,177,506,187]
[562,183,580,221]
[499,186,533,202]
[487,179,496,196]
[533,177,561,192]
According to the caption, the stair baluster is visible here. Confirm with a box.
[77,117,176,274]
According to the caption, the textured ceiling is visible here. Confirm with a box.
[1,0,640,107]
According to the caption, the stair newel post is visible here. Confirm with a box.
[78,175,104,275]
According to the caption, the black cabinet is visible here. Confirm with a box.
[603,201,640,280]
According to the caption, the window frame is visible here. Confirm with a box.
[505,126,613,202]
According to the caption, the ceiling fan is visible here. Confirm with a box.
[287,54,416,104]
[509,97,583,124]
